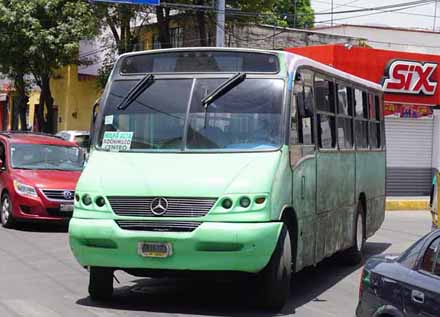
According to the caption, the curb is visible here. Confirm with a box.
[386,199,429,211]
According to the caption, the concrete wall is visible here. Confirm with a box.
[227,25,361,50]
[138,22,362,51]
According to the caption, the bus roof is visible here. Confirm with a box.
[116,47,383,92]
[283,51,383,92]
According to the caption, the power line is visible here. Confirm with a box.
[314,1,435,23]
[152,0,435,20]
[314,0,437,18]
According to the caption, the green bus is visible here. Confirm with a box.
[69,48,385,310]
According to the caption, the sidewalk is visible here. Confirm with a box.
[386,196,429,211]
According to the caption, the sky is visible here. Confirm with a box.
[310,0,440,30]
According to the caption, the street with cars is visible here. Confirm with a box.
[0,210,432,317]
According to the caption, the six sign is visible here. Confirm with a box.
[382,60,438,96]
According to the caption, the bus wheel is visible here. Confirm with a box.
[343,203,366,266]
[88,267,114,301]
[256,225,291,311]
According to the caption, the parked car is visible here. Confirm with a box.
[356,229,440,317]
[0,132,84,227]
[56,130,90,150]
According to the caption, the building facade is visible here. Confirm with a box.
[288,44,440,196]
[313,24,440,55]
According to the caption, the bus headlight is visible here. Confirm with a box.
[82,194,92,206]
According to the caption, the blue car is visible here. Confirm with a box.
[356,229,440,317]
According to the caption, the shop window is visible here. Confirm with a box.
[369,122,381,149]
[170,27,184,48]
[337,117,353,149]
[421,238,440,274]
[337,84,352,116]
[354,89,368,118]
[355,120,368,149]
[315,76,335,113]
[317,114,336,149]
[152,33,161,49]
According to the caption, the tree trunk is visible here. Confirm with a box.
[36,75,54,133]
[156,7,171,49]
[13,73,28,131]
[196,0,207,47]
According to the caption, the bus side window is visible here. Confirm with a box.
[301,86,314,146]
[315,76,336,149]
[336,84,353,149]
[354,88,369,149]
[289,71,315,166]
[369,93,381,149]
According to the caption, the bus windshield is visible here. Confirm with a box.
[98,77,284,152]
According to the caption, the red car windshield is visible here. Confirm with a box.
[10,143,84,171]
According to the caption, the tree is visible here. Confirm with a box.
[0,2,33,130]
[0,0,98,133]
[271,0,315,29]
[92,3,155,88]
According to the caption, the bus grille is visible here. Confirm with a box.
[107,197,217,217]
[115,220,202,232]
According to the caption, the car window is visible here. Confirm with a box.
[74,135,90,148]
[399,232,433,269]
[0,142,6,165]
[421,237,440,273]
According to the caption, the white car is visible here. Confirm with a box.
[56,130,90,149]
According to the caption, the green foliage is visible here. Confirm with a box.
[268,0,315,29]
[0,0,98,132]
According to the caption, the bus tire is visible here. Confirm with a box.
[256,225,291,311]
[88,267,114,301]
[343,203,366,266]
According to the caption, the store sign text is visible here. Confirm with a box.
[382,60,438,96]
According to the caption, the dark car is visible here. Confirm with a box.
[356,229,440,317]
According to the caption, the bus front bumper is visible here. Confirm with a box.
[69,218,283,274]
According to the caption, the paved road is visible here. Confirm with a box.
[0,211,432,317]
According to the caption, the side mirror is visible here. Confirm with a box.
[88,99,100,152]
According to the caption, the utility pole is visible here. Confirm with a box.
[216,0,225,47]
[434,0,438,32]
[331,0,334,26]
[293,0,297,27]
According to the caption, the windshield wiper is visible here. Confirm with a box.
[117,74,155,110]
[201,72,246,109]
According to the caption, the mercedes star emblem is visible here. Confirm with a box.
[150,197,169,216]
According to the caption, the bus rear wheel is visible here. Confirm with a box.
[256,225,291,311]
[88,267,114,301]
[342,203,366,266]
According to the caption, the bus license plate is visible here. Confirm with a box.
[60,204,74,212]
[137,242,172,258]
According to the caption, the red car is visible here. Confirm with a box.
[0,132,84,227]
